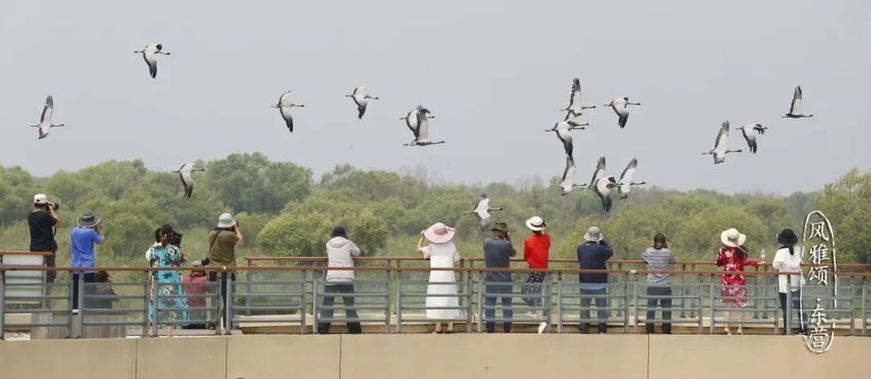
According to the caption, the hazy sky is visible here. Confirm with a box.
[2,1,869,194]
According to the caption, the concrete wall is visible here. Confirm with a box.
[1,335,868,379]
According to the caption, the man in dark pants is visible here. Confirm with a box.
[28,194,60,284]
[641,233,676,334]
[577,226,613,334]
[69,211,105,311]
[318,227,363,334]
[483,222,516,333]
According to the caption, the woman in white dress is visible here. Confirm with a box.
[417,222,462,333]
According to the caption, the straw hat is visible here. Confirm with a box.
[423,222,455,244]
[525,216,546,232]
[720,228,747,248]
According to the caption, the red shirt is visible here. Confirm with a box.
[523,233,551,269]
[716,246,759,286]
[182,274,209,308]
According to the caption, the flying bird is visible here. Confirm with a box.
[557,156,583,195]
[403,106,444,146]
[586,156,616,212]
[134,43,170,79]
[272,90,305,132]
[560,78,596,119]
[739,123,768,153]
[616,158,646,199]
[783,86,814,119]
[29,95,64,140]
[604,97,641,128]
[702,121,743,164]
[466,193,503,227]
[346,86,379,119]
[545,119,589,158]
[173,163,205,199]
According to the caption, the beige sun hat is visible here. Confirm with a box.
[720,228,747,248]
[525,216,546,232]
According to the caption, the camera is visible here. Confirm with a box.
[49,202,60,211]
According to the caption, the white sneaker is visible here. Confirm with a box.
[538,322,548,334]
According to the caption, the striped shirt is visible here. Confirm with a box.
[641,247,675,286]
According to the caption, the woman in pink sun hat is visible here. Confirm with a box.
[417,222,463,333]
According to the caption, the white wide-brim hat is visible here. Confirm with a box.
[217,213,236,228]
[423,222,455,244]
[720,228,747,248]
[583,226,603,242]
[525,216,546,232]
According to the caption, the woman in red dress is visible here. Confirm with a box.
[716,228,760,335]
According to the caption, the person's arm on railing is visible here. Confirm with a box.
[417,234,431,259]
[349,241,362,257]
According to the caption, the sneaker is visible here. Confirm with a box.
[537,322,548,334]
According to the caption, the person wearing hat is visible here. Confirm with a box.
[318,226,363,334]
[521,216,550,334]
[69,210,105,310]
[483,221,516,333]
[715,227,761,335]
[182,260,210,329]
[772,228,807,335]
[28,193,61,283]
[417,222,462,333]
[641,233,676,334]
[207,212,244,327]
[576,226,613,334]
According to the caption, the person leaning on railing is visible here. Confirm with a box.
[28,193,60,284]
[576,226,613,334]
[641,233,675,334]
[208,212,244,328]
[521,216,550,334]
[318,226,363,334]
[715,228,760,336]
[483,221,516,334]
[772,228,808,335]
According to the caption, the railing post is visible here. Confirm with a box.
[863,285,867,336]
[300,269,307,335]
[697,283,704,334]
[709,283,715,334]
[632,282,639,334]
[0,271,5,340]
[477,273,484,333]
[312,277,319,333]
[556,280,563,334]
[142,272,150,338]
[225,271,234,335]
[395,270,403,334]
[680,263,687,318]
[623,282,629,333]
[465,270,473,334]
[74,272,85,338]
[785,287,792,335]
[245,259,252,316]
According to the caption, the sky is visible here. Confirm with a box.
[1,0,869,194]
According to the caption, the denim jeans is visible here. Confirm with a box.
[779,290,808,334]
[646,286,672,334]
[484,281,513,333]
[318,283,362,334]
[579,287,608,333]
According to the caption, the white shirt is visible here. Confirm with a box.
[772,246,804,293]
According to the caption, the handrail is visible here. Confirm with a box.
[0,251,53,257]
[2,264,867,277]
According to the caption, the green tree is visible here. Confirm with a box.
[815,169,871,263]
[0,166,34,226]
[205,153,312,214]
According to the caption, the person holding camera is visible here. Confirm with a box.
[207,213,243,328]
[483,221,516,333]
[70,210,105,310]
[576,226,613,334]
[28,194,60,283]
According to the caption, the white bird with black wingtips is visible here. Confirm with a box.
[783,86,814,119]
[560,78,597,119]
[545,118,589,159]
[134,43,170,79]
[173,163,205,199]
[604,97,641,128]
[586,156,616,212]
[29,95,64,140]
[702,121,743,164]
[272,90,305,133]
[466,193,503,227]
[557,156,583,195]
[739,123,767,154]
[616,158,646,199]
[402,105,444,146]
[346,86,379,119]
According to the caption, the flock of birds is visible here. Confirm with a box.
[24,43,816,219]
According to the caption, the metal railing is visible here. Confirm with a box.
[3,261,871,339]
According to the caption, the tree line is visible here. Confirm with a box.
[0,153,868,266]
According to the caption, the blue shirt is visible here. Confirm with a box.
[70,227,104,272]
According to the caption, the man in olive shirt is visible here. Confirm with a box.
[28,194,60,283]
[483,221,516,333]
[208,213,244,328]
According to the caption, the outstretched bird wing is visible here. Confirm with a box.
[590,156,606,186]
[560,156,576,187]
[740,125,757,153]
[565,78,583,115]
[788,86,802,115]
[40,96,54,123]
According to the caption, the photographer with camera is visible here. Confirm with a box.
[28,194,61,283]
[207,213,244,328]
[70,210,105,310]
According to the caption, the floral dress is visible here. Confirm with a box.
[716,246,759,308]
[146,242,189,325]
